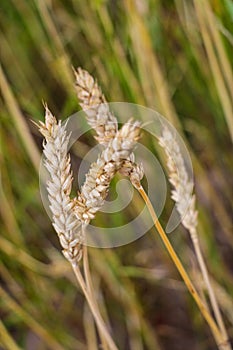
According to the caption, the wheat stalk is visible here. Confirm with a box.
[135,184,226,349]
[158,125,230,350]
[71,261,118,350]
[37,106,121,350]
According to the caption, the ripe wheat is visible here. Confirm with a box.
[37,105,142,263]
[37,105,83,263]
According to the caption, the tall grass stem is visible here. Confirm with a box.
[137,185,228,350]
[71,262,118,350]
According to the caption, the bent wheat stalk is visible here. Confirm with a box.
[120,159,226,349]
[158,126,230,350]
[135,184,226,350]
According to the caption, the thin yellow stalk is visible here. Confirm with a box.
[83,245,109,350]
[83,302,99,350]
[71,262,118,350]
[158,125,231,349]
[190,228,231,350]
[137,185,227,350]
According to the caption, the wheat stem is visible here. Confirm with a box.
[137,185,227,350]
[83,244,109,350]
[71,262,118,350]
[158,126,231,349]
[190,229,231,350]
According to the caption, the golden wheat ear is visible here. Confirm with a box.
[74,67,145,194]
[37,106,83,263]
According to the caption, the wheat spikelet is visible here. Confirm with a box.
[119,158,144,189]
[74,67,118,145]
[37,106,83,263]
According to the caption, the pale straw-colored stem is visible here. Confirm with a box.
[83,244,109,350]
[137,185,227,350]
[71,262,118,350]
[190,228,231,350]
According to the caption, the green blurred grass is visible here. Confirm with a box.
[0,0,233,349]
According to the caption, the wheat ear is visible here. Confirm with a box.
[74,67,141,187]
[37,106,119,350]
[37,105,83,263]
[158,126,230,350]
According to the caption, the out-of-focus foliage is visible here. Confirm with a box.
[0,0,232,349]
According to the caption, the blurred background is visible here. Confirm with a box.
[0,0,233,349]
